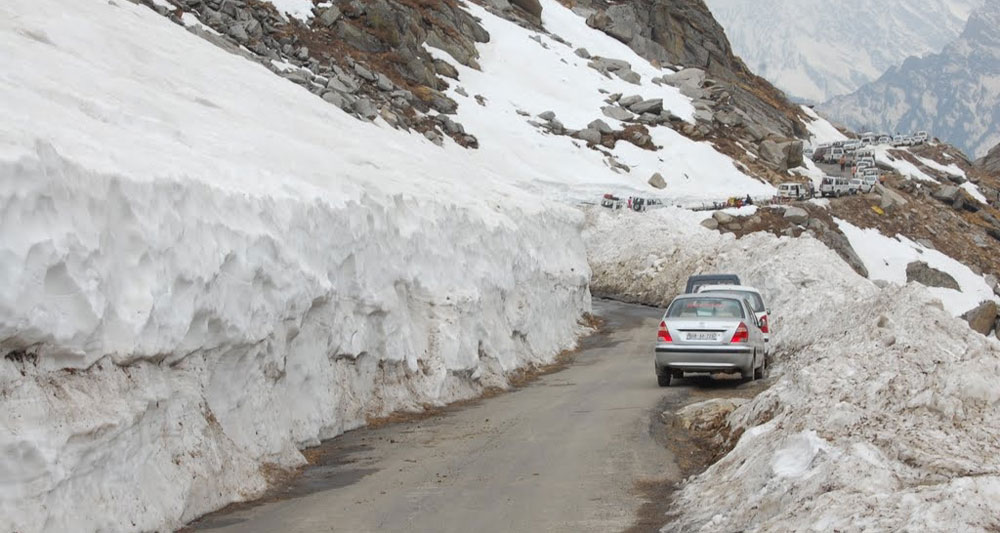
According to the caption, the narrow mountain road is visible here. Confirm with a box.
[189,300,760,533]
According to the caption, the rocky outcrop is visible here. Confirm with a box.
[976,142,1000,175]
[572,0,806,142]
[905,261,960,290]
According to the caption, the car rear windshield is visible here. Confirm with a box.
[667,298,745,319]
[701,290,764,312]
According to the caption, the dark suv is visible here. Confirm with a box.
[684,274,741,294]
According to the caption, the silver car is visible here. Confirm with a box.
[654,293,767,386]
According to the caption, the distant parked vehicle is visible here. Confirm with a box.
[684,274,741,294]
[843,140,861,152]
[891,135,908,147]
[826,147,845,163]
[696,285,772,354]
[820,176,850,197]
[849,178,866,194]
[654,293,767,386]
[877,135,891,145]
[777,182,812,201]
[914,131,929,144]
[860,133,876,145]
[862,175,878,190]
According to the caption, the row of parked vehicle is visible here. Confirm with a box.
[654,274,771,386]
[808,131,929,164]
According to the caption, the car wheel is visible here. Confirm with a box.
[657,372,671,387]
[754,356,767,380]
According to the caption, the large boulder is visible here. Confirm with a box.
[629,98,663,115]
[509,0,542,19]
[758,139,803,171]
[712,211,734,224]
[588,119,613,134]
[572,128,602,144]
[932,185,961,203]
[648,172,667,189]
[962,301,998,336]
[782,206,809,224]
[602,106,635,121]
[905,261,960,290]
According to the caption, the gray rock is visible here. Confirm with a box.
[509,0,542,18]
[455,86,468,97]
[352,97,378,120]
[619,95,643,107]
[932,185,961,203]
[318,6,341,27]
[601,106,634,121]
[783,206,809,224]
[693,109,714,123]
[424,129,444,146]
[662,67,705,89]
[574,48,591,59]
[701,218,719,230]
[985,274,1000,297]
[326,76,356,94]
[321,91,347,109]
[906,261,960,290]
[375,73,394,91]
[433,59,459,79]
[538,110,556,121]
[629,98,663,115]
[606,93,622,103]
[588,57,631,72]
[296,46,309,61]
[227,23,249,43]
[758,139,803,171]
[615,69,641,84]
[715,109,743,127]
[353,63,377,82]
[712,211,734,224]
[961,301,998,336]
[648,172,666,189]
[572,128,603,144]
[588,119,613,134]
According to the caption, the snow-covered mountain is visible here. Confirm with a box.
[821,4,1000,158]
[704,0,983,103]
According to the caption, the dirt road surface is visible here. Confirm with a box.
[189,300,758,533]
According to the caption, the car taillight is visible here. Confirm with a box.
[658,321,672,343]
[730,322,749,343]
[760,315,769,334]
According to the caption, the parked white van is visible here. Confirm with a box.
[820,176,851,197]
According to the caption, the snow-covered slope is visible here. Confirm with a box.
[821,3,1000,158]
[0,0,784,531]
[585,208,1000,532]
[704,0,983,103]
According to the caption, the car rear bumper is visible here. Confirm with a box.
[655,345,754,374]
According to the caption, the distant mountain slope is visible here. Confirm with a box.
[704,0,983,103]
[820,4,1000,158]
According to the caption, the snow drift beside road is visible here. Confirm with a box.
[585,208,1000,532]
[0,1,590,531]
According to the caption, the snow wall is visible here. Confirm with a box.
[586,208,1000,532]
[0,144,590,532]
[0,0,591,530]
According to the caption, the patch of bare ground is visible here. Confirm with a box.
[626,377,772,532]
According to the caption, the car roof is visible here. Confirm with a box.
[697,284,762,295]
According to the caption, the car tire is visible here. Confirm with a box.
[754,357,767,380]
[657,372,671,387]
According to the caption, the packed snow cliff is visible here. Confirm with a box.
[0,0,596,531]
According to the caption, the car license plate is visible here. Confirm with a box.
[687,332,719,341]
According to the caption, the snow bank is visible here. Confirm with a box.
[584,208,1000,532]
[875,146,937,182]
[0,1,589,531]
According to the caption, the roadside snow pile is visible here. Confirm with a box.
[584,208,1000,532]
[0,1,589,532]
[836,219,998,316]
[875,146,937,182]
